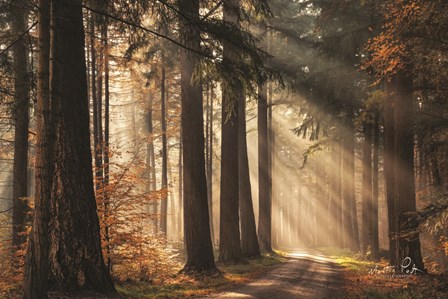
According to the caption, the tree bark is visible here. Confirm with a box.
[48,0,115,293]
[239,90,260,258]
[23,1,52,297]
[11,0,30,251]
[257,81,271,251]
[257,24,272,253]
[218,0,244,263]
[178,0,216,273]
[392,72,424,271]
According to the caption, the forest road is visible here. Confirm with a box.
[204,251,346,299]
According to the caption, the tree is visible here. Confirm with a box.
[257,59,272,253]
[178,0,216,273]
[390,71,424,271]
[239,85,260,258]
[11,0,30,251]
[24,0,116,296]
[218,0,244,263]
[160,64,168,234]
[23,0,52,297]
[362,122,373,253]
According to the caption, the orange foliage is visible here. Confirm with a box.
[94,146,181,283]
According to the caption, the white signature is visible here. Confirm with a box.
[369,257,424,277]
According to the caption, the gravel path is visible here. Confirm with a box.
[204,252,346,299]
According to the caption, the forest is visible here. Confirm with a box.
[0,0,448,298]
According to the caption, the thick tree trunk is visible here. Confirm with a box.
[11,0,30,251]
[23,1,52,297]
[48,0,115,293]
[239,91,260,258]
[218,0,244,263]
[160,66,168,235]
[178,0,216,273]
[392,72,424,271]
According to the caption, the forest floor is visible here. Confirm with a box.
[192,248,448,299]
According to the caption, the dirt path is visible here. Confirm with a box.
[205,252,346,299]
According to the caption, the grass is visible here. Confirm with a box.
[117,253,285,298]
[316,247,448,299]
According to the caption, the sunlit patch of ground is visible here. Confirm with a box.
[117,253,286,298]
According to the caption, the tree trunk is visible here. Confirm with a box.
[23,1,52,297]
[206,84,215,244]
[392,72,424,271]
[239,90,260,258]
[90,11,102,193]
[336,141,343,247]
[11,0,30,251]
[177,128,183,241]
[362,122,373,253]
[178,0,216,273]
[344,118,359,251]
[218,0,244,263]
[371,111,380,258]
[102,18,111,271]
[342,111,359,252]
[48,0,115,293]
[146,93,158,233]
[384,90,398,266]
[160,66,168,235]
[257,24,272,253]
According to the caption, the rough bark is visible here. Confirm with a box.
[178,0,216,273]
[392,72,424,271]
[48,0,115,293]
[23,1,52,297]
[219,0,245,263]
[239,91,260,258]
[11,0,30,250]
